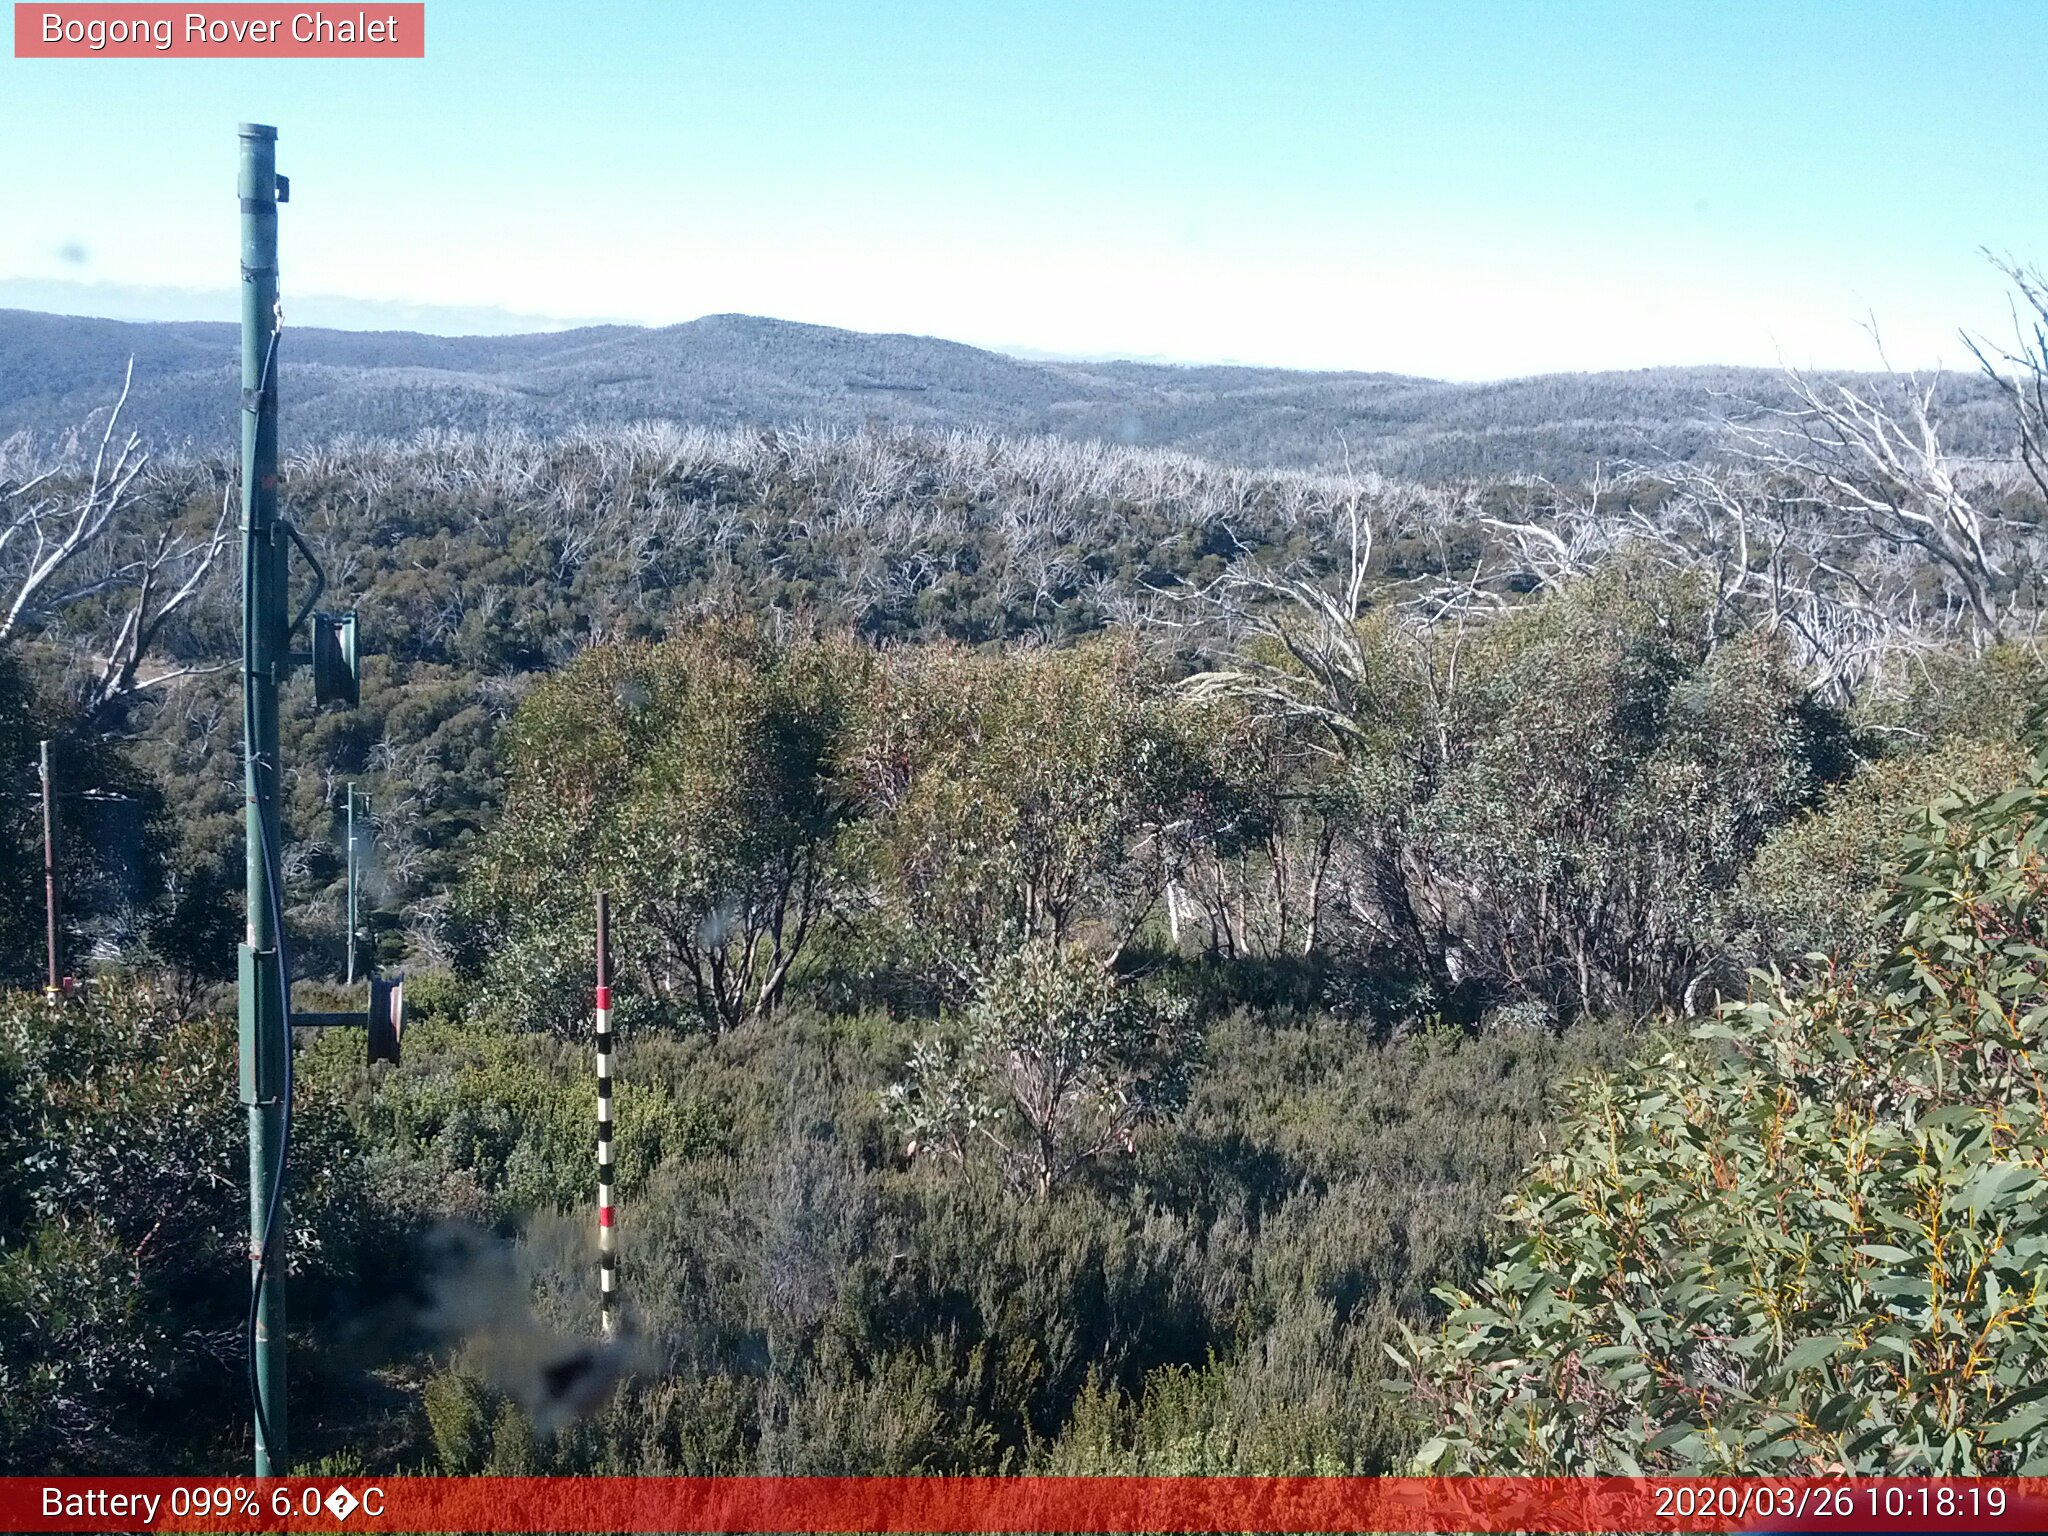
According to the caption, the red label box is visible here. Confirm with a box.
[14,3,425,57]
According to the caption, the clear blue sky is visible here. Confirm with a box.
[3,0,2044,377]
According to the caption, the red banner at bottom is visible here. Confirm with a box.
[7,1476,2048,1534]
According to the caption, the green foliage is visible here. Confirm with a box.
[330,990,730,1228]
[460,624,874,1032]
[0,656,47,980]
[107,426,1462,987]
[27,419,2045,1479]
[1405,569,1851,1015]
[360,991,1613,1479]
[0,983,374,1471]
[1162,693,1361,962]
[486,1400,538,1473]
[888,940,1198,1200]
[850,640,1195,995]
[1043,1334,1390,1475]
[1403,735,2048,1472]
[1731,738,2027,978]
[465,632,1219,1031]
[0,1219,165,1469]
[0,652,179,989]
[1183,564,1860,1025]
[1854,641,2048,749]
[0,903,1625,1479]
[754,1351,1004,1474]
[422,1368,493,1473]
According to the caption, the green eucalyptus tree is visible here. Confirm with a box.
[1402,731,2048,1472]
[461,624,874,1033]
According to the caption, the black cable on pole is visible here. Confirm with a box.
[245,792,295,1466]
[245,756,295,1465]
[242,326,294,1466]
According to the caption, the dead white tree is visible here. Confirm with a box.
[1965,255,2048,508]
[1178,482,1386,759]
[1476,467,1625,592]
[0,362,152,642]
[1734,362,2024,646]
[1657,461,1959,700]
[0,364,234,721]
[79,482,236,720]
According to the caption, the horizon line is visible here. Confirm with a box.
[0,279,1994,387]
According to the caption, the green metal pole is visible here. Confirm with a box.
[237,120,288,1478]
[345,784,356,986]
[40,740,59,1000]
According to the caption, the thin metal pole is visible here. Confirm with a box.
[595,891,616,1337]
[345,784,357,985]
[237,120,288,1477]
[40,740,58,1000]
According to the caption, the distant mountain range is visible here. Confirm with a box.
[0,307,2012,480]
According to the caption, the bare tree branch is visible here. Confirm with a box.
[0,364,236,720]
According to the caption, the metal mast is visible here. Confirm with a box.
[231,121,373,1477]
[40,740,58,999]
[238,120,288,1477]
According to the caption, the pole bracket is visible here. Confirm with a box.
[290,977,403,1064]
[280,521,326,636]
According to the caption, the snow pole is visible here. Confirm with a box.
[595,890,617,1336]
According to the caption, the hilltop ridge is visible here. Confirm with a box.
[0,307,2010,480]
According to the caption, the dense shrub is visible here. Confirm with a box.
[1403,737,2048,1472]
[848,639,1198,996]
[1853,641,2048,748]
[0,653,179,990]
[463,632,1220,1031]
[458,624,875,1032]
[345,974,1618,1477]
[1162,694,1360,963]
[1401,570,1853,1016]
[0,984,374,1471]
[1729,737,2027,979]
[19,416,2047,1478]
[887,939,1199,1199]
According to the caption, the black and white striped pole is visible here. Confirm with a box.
[595,890,617,1336]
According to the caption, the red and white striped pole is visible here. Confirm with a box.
[595,890,617,1338]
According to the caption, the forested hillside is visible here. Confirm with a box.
[6,285,2048,1475]
[0,306,2018,479]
